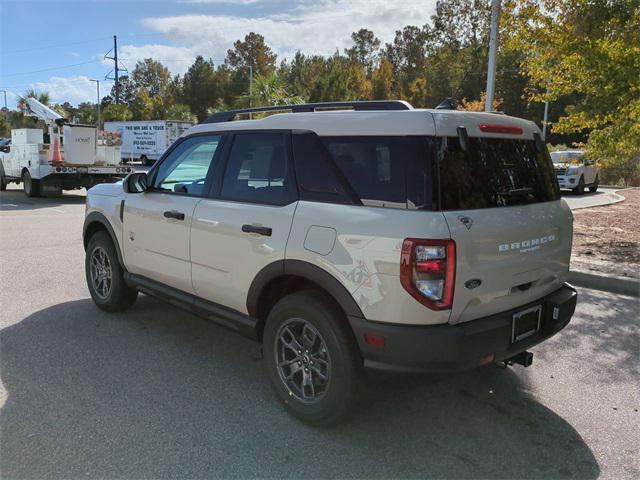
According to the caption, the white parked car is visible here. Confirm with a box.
[83,101,578,425]
[551,150,599,194]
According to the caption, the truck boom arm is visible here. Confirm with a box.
[25,97,65,124]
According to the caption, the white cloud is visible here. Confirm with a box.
[29,76,111,106]
[113,44,196,75]
[123,0,437,76]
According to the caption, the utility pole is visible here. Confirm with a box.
[542,100,550,140]
[90,79,100,129]
[485,0,501,112]
[249,64,253,119]
[105,35,121,104]
[114,35,119,104]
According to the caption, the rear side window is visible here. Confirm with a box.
[221,133,294,205]
[437,137,560,210]
[320,136,434,210]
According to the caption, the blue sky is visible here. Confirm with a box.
[0,0,437,107]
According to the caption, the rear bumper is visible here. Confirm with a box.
[348,283,577,373]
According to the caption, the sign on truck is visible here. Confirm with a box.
[104,120,192,165]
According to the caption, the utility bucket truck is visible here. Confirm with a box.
[0,98,133,197]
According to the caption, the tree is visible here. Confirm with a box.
[236,72,303,108]
[131,58,171,97]
[166,103,196,122]
[17,89,50,112]
[181,56,218,122]
[226,32,277,76]
[102,104,133,122]
[345,29,381,74]
[505,0,640,177]
[102,75,137,107]
[371,58,395,100]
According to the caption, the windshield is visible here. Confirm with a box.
[551,151,584,164]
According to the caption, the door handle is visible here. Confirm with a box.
[163,210,185,220]
[242,224,272,236]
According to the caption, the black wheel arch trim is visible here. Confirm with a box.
[246,259,365,320]
[83,211,125,268]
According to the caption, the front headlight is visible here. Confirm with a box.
[566,167,579,175]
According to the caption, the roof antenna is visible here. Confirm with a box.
[435,97,457,110]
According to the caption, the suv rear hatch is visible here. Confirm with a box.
[432,112,572,324]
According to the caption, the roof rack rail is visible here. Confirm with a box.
[202,100,413,124]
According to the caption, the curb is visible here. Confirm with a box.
[570,190,626,211]
[568,270,640,297]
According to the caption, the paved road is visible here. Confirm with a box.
[1,185,638,479]
[561,187,625,210]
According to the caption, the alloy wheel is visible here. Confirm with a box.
[90,246,113,299]
[274,318,331,404]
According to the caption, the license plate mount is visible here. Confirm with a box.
[511,305,542,343]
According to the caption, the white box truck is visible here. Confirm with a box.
[103,120,192,165]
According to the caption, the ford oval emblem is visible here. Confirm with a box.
[465,279,482,290]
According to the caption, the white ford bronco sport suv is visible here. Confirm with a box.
[83,100,578,425]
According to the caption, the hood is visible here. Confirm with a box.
[88,181,123,197]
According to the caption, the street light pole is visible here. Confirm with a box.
[485,0,501,112]
[90,79,100,129]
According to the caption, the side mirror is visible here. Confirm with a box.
[123,172,148,193]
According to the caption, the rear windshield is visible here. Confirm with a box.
[307,134,559,211]
[437,137,560,210]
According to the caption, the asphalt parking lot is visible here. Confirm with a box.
[1,185,638,479]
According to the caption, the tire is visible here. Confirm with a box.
[573,176,585,195]
[0,164,6,191]
[263,290,363,426]
[85,230,138,312]
[22,170,40,197]
[589,176,599,192]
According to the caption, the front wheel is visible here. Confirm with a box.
[573,176,585,195]
[0,165,6,191]
[22,170,40,197]
[85,231,138,312]
[263,291,363,426]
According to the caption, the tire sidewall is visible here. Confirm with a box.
[85,232,129,309]
[23,171,32,196]
[263,293,360,423]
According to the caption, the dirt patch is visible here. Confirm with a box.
[571,188,640,277]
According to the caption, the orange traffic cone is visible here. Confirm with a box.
[52,135,62,163]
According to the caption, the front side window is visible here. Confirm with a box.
[221,133,293,205]
[153,135,222,196]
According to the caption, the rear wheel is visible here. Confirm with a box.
[589,176,599,192]
[85,230,138,312]
[263,291,363,426]
[22,170,40,197]
[573,176,585,195]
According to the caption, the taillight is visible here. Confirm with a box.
[400,238,456,310]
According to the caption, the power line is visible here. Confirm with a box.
[2,37,111,55]
[0,60,102,78]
